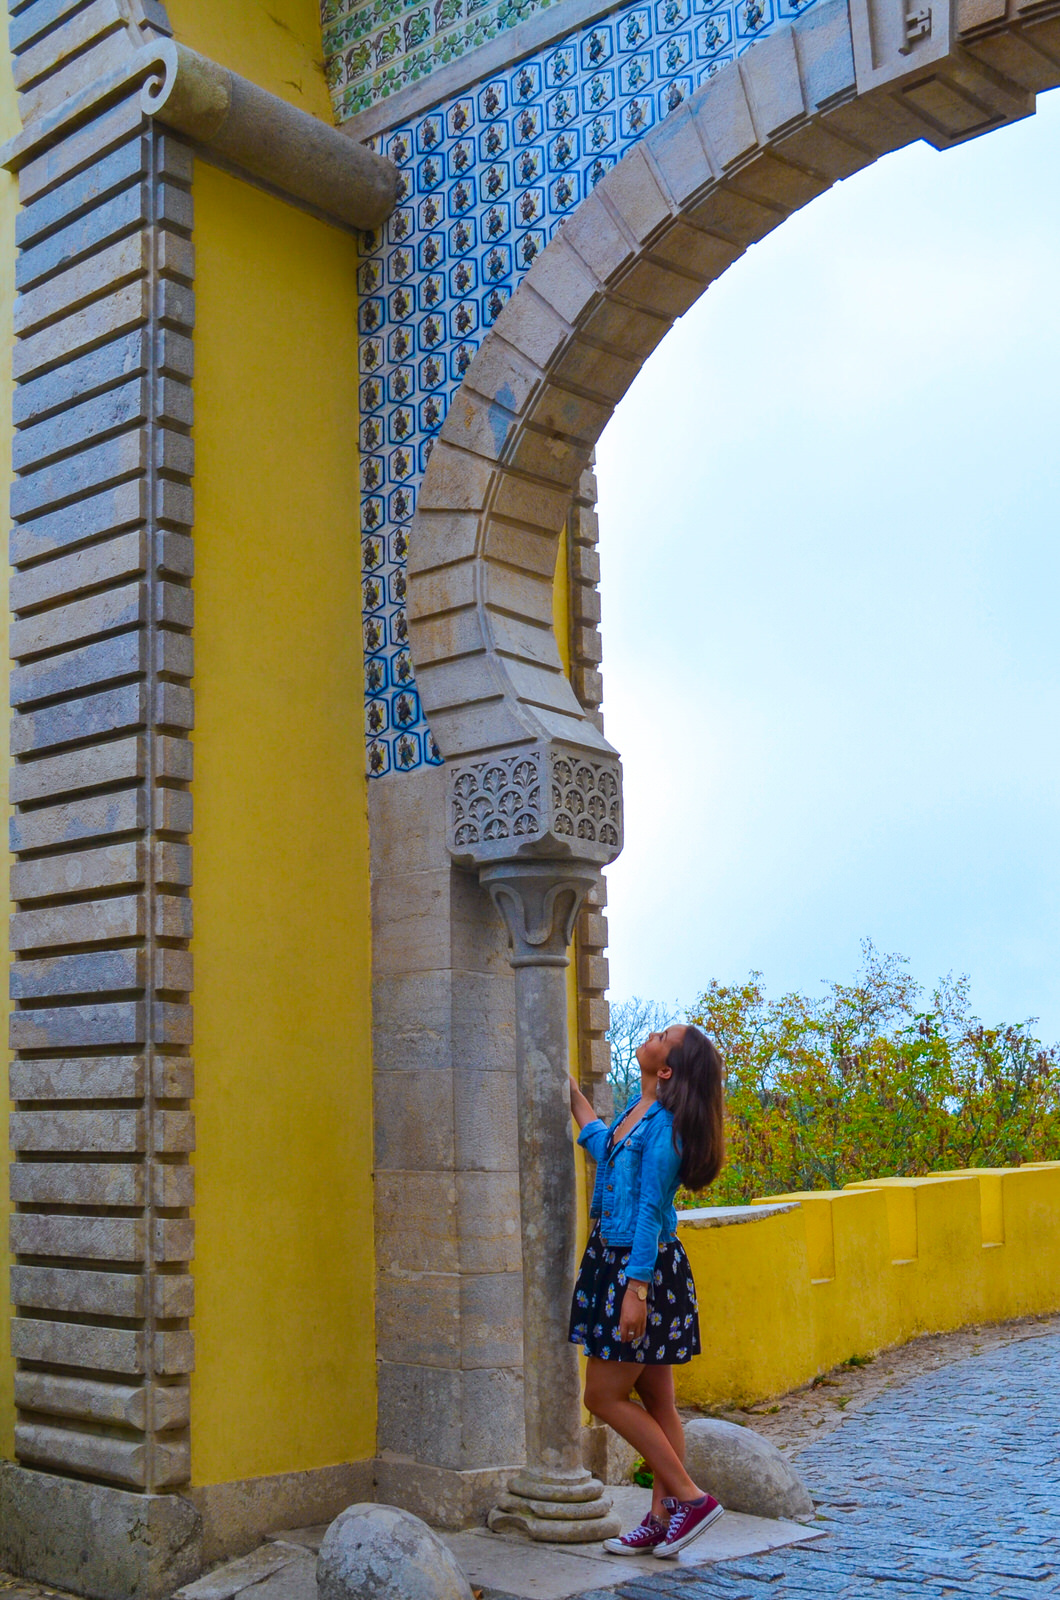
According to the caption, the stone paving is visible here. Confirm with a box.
[550,1330,1060,1600]
[2,1329,1058,1600]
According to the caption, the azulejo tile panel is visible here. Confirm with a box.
[333,0,817,776]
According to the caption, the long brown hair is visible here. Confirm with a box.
[657,1025,725,1191]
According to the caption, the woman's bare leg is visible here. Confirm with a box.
[634,1365,687,1520]
[584,1358,703,1509]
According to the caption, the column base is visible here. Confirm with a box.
[487,1468,620,1543]
[0,1464,202,1600]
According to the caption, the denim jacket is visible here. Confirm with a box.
[578,1100,682,1283]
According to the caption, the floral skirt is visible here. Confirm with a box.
[568,1220,701,1364]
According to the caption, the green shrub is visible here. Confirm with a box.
[667,942,1060,1207]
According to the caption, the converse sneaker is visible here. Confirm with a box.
[602,1512,669,1554]
[653,1493,724,1557]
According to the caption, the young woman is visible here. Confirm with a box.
[568,1023,725,1559]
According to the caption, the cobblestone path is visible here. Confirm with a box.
[574,1330,1060,1600]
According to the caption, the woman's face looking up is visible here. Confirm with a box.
[636,1024,686,1081]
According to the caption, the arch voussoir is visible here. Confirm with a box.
[964,17,1060,93]
[741,24,810,139]
[592,141,677,245]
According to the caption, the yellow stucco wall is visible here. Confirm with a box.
[0,22,17,1466]
[674,1164,1060,1409]
[553,522,571,680]
[163,0,334,124]
[190,161,373,1483]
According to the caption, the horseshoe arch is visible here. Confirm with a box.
[407,0,1058,871]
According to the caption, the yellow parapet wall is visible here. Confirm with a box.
[673,1164,1060,1410]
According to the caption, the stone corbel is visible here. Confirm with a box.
[447,741,623,869]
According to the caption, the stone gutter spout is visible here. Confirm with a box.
[142,40,399,231]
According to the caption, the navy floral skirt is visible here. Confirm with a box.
[568,1221,701,1364]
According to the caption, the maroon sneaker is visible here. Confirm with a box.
[603,1512,669,1554]
[653,1493,724,1557]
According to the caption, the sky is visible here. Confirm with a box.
[596,87,1060,1039]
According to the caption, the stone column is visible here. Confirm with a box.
[481,861,620,1543]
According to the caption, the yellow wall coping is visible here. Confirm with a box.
[680,1203,800,1228]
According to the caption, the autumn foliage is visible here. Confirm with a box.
[665,943,1060,1208]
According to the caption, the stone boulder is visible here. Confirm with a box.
[317,1504,474,1600]
[684,1419,814,1521]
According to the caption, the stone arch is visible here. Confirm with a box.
[408,0,1058,868]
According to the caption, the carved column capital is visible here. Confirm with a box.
[480,859,601,968]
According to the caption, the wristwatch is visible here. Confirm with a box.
[629,1281,649,1301]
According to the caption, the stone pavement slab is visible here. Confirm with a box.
[441,1486,821,1600]
[225,1559,316,1600]
[266,1529,328,1555]
[175,1544,310,1600]
[262,1488,821,1600]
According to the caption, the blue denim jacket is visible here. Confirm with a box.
[578,1100,682,1283]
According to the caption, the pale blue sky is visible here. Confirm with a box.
[597,88,1060,1037]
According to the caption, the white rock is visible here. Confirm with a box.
[316,1504,474,1600]
[684,1419,814,1521]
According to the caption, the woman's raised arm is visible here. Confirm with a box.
[568,1073,599,1131]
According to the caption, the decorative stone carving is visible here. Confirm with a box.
[551,752,622,854]
[449,750,542,855]
[849,0,953,89]
[447,743,622,869]
[482,859,599,968]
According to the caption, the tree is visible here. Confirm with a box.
[673,941,1060,1206]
